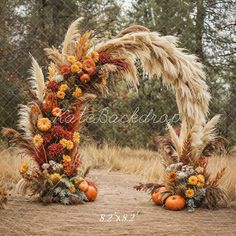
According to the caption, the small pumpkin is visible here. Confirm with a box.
[85,185,97,201]
[80,74,90,83]
[165,195,185,211]
[78,180,89,192]
[151,187,167,205]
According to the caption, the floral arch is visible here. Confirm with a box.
[2,18,228,209]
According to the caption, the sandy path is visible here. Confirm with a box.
[1,169,236,236]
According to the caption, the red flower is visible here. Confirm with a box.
[48,143,64,158]
[98,52,129,70]
[43,133,52,143]
[47,81,59,92]
[63,160,80,176]
[60,65,71,75]
[62,130,73,140]
[51,125,65,138]
[42,103,51,113]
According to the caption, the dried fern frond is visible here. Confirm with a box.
[203,186,229,209]
[133,183,163,194]
[208,167,226,186]
[27,55,45,102]
[62,17,82,56]
[180,133,192,165]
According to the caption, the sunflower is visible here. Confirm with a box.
[59,84,69,92]
[52,107,62,117]
[20,162,29,174]
[63,155,71,162]
[57,91,66,99]
[50,173,62,182]
[33,134,43,147]
[188,176,198,185]
[73,132,80,143]
[37,118,51,132]
[72,87,82,98]
[185,188,195,198]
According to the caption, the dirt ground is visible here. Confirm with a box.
[1,169,236,236]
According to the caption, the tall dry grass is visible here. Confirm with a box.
[0,144,236,201]
[0,147,30,192]
[83,144,236,200]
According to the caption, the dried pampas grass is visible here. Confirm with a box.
[95,26,211,129]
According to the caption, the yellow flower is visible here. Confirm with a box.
[52,107,62,117]
[37,118,51,132]
[185,188,195,198]
[196,174,205,187]
[71,63,82,73]
[50,173,62,182]
[69,185,76,193]
[73,132,80,143]
[74,61,82,68]
[20,162,29,174]
[188,175,198,185]
[59,138,68,148]
[197,174,205,183]
[33,134,43,148]
[67,55,76,64]
[57,91,66,99]
[90,51,99,62]
[72,87,82,98]
[66,140,74,150]
[59,83,69,92]
[63,155,71,162]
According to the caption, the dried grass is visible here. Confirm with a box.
[0,145,236,202]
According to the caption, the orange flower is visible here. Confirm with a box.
[37,118,51,132]
[60,65,71,74]
[72,87,82,98]
[71,63,82,73]
[52,107,62,117]
[57,91,66,99]
[82,58,97,75]
[59,83,68,92]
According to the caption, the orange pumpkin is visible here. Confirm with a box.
[80,74,90,83]
[152,187,167,205]
[165,195,185,211]
[78,180,89,192]
[85,185,97,201]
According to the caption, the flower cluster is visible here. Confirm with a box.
[165,162,207,211]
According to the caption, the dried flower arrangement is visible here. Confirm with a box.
[135,120,229,211]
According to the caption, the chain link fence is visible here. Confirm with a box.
[0,0,235,148]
